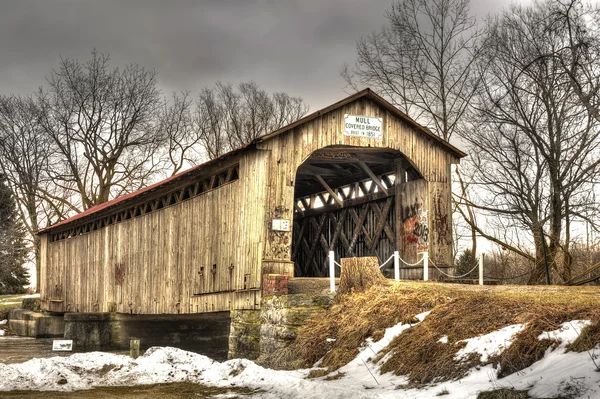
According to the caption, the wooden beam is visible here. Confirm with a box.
[294,202,304,213]
[357,160,388,195]
[297,163,352,178]
[224,167,234,182]
[294,161,395,198]
[291,219,307,260]
[315,175,343,206]
[371,198,395,243]
[349,206,369,254]
[299,190,392,218]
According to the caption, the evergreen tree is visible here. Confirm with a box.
[455,249,477,279]
[0,174,29,294]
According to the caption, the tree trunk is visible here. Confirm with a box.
[528,227,548,285]
[338,257,388,294]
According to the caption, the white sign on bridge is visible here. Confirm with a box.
[344,114,383,139]
[52,340,73,351]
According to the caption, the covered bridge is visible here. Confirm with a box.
[39,89,465,318]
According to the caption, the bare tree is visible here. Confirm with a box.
[343,0,480,141]
[156,92,202,176]
[196,86,228,160]
[459,1,600,284]
[196,82,309,159]
[0,53,310,290]
[548,0,600,123]
[37,50,164,211]
[344,0,482,262]
[0,95,65,290]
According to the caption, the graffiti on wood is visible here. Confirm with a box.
[433,188,449,246]
[114,263,124,286]
[402,196,429,251]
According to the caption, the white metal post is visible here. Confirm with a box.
[394,251,400,282]
[329,251,336,293]
[479,253,484,286]
[423,252,429,281]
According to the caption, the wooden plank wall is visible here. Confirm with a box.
[41,150,269,314]
[397,179,429,264]
[40,95,459,315]
[258,97,458,266]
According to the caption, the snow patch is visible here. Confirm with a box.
[2,318,600,399]
[455,324,524,363]
[333,312,430,389]
[438,336,448,344]
[0,319,7,325]
[415,310,430,321]
[538,320,591,346]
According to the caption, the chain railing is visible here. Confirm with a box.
[328,251,485,293]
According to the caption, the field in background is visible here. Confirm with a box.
[0,294,30,320]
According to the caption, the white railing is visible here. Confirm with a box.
[328,251,484,293]
[428,254,484,285]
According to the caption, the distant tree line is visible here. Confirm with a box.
[0,50,308,290]
[345,0,600,284]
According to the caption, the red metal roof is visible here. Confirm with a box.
[40,88,466,233]
[39,143,251,233]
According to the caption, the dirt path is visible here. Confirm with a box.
[0,382,259,399]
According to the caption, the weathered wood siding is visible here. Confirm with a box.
[40,93,461,315]
[258,97,458,266]
[41,150,269,314]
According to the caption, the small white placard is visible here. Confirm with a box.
[52,339,73,351]
[272,219,290,232]
[344,114,383,139]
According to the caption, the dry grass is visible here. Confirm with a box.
[0,294,24,319]
[567,318,600,353]
[380,290,597,384]
[260,283,454,370]
[263,281,600,384]
[477,388,529,399]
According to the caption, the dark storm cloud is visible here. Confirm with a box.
[0,0,510,109]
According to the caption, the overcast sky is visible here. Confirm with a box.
[0,0,518,111]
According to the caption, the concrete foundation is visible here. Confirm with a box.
[10,279,330,361]
[64,312,231,361]
[8,309,65,338]
[259,294,331,356]
[229,310,262,360]
[228,291,332,360]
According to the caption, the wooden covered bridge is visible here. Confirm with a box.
[39,89,465,319]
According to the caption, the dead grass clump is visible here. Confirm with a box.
[255,346,308,370]
[567,318,600,353]
[263,283,452,371]
[262,281,600,381]
[495,307,591,377]
[494,331,555,378]
[323,371,345,380]
[379,294,528,384]
[338,257,388,295]
[380,294,597,385]
[476,388,529,399]
[306,368,330,379]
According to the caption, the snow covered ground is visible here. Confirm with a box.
[0,315,598,398]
